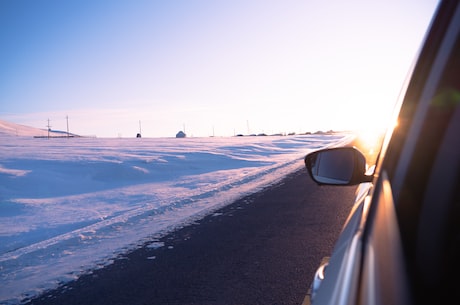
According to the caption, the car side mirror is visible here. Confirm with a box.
[304,147,373,185]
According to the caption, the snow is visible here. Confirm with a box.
[0,120,354,304]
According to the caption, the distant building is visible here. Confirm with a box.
[176,131,186,138]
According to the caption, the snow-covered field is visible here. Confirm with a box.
[0,121,354,304]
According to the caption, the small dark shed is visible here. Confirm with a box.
[176,131,186,138]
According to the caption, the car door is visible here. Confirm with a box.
[358,2,460,304]
[307,2,460,305]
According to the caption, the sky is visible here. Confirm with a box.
[0,120,354,304]
[0,0,440,138]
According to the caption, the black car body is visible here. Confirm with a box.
[303,1,460,304]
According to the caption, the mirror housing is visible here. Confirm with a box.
[304,146,373,186]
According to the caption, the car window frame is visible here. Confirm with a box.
[358,2,460,305]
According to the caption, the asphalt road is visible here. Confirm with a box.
[25,168,357,305]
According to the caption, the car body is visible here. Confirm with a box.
[302,1,460,305]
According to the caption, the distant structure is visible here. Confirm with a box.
[47,118,52,139]
[176,131,186,138]
[136,120,142,138]
[66,115,70,138]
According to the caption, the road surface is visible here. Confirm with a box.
[26,168,357,305]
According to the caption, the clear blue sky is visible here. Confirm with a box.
[1,0,439,138]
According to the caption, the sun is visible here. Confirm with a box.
[352,127,385,166]
[352,116,399,166]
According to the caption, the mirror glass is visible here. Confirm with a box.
[309,149,355,184]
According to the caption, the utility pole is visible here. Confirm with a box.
[137,120,142,138]
[47,118,51,139]
[66,115,70,138]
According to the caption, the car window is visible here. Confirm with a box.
[392,11,460,303]
[412,32,460,301]
[359,4,460,304]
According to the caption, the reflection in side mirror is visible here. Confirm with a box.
[304,147,372,186]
